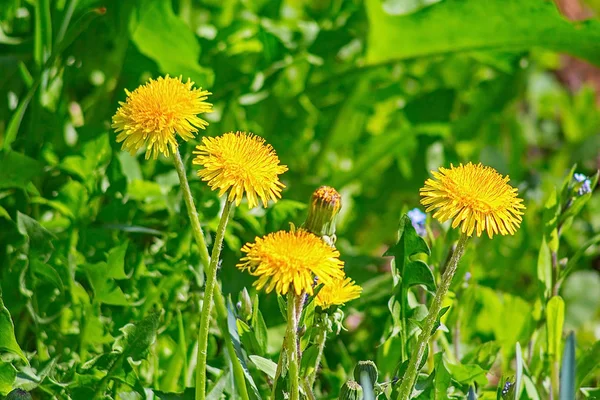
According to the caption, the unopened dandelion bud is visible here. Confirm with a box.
[353,360,378,387]
[238,287,253,321]
[6,389,33,400]
[304,186,342,238]
[339,380,363,400]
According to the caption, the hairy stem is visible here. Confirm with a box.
[287,291,300,400]
[396,233,469,400]
[195,200,234,400]
[172,150,249,400]
[308,323,327,387]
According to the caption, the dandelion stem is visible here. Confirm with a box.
[172,150,249,400]
[396,233,469,400]
[308,321,327,387]
[196,200,234,400]
[287,291,301,400]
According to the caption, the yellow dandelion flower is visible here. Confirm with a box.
[420,162,525,238]
[193,132,288,208]
[112,75,212,159]
[315,275,362,309]
[237,230,345,296]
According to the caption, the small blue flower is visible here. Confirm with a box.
[573,173,592,196]
[407,208,427,237]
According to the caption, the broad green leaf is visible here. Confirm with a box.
[559,333,575,400]
[206,372,229,400]
[0,296,26,362]
[130,0,213,86]
[433,353,452,399]
[113,312,160,361]
[443,357,487,387]
[248,355,277,379]
[384,214,431,287]
[462,342,500,371]
[60,134,112,185]
[365,0,600,66]
[403,260,436,292]
[106,242,129,280]
[576,341,600,388]
[0,361,17,396]
[547,296,565,360]
[30,260,64,291]
[84,262,129,306]
[16,212,55,261]
[0,150,42,190]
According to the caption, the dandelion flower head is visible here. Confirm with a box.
[112,75,212,159]
[237,230,345,295]
[193,132,287,208]
[315,275,362,309]
[420,163,525,238]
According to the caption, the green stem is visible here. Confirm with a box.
[308,322,327,387]
[396,233,470,400]
[172,150,249,400]
[172,150,211,267]
[271,329,287,398]
[287,291,301,400]
[195,200,234,400]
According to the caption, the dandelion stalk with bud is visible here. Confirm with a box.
[396,163,525,399]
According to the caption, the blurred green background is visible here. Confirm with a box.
[1,0,600,398]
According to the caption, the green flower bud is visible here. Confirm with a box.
[237,287,253,321]
[339,380,363,400]
[353,360,378,387]
[7,389,33,400]
[304,186,342,238]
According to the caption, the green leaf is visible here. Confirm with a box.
[251,296,268,356]
[537,238,553,299]
[559,332,575,400]
[365,0,600,66]
[542,188,561,252]
[547,296,565,360]
[384,214,431,288]
[515,342,524,400]
[433,353,452,399]
[106,242,129,280]
[0,296,27,363]
[30,260,64,291]
[113,312,161,361]
[130,0,213,86]
[403,260,436,292]
[16,212,55,261]
[576,341,600,388]
[0,150,42,190]
[462,342,500,371]
[206,372,229,400]
[84,262,129,306]
[443,357,487,387]
[248,355,277,379]
[0,361,17,396]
